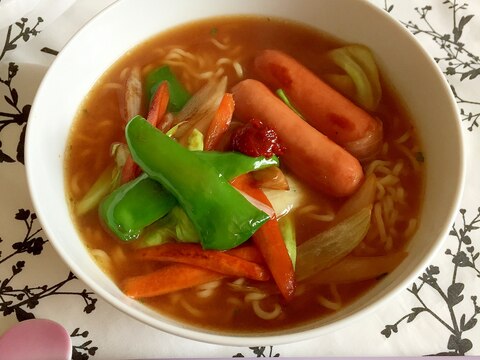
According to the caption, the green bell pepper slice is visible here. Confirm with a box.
[145,66,190,112]
[125,115,270,250]
[99,174,177,241]
[195,151,279,181]
[99,150,279,243]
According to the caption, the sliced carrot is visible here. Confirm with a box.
[121,83,169,184]
[204,93,235,150]
[231,174,296,301]
[124,244,266,299]
[147,81,170,129]
[123,264,223,299]
[135,243,270,281]
[227,244,265,264]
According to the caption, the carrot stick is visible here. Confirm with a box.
[134,243,270,281]
[123,264,223,299]
[227,244,265,264]
[231,174,296,301]
[123,244,265,299]
[120,83,170,184]
[204,93,234,150]
[147,81,170,129]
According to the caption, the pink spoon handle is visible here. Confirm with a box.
[0,319,72,360]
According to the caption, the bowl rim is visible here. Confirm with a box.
[25,0,466,346]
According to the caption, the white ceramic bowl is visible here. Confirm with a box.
[25,0,465,346]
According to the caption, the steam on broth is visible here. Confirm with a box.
[65,16,423,332]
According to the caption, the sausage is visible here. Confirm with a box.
[254,49,383,160]
[231,79,364,198]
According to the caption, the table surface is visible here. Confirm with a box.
[1,0,480,358]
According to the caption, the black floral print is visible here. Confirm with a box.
[0,62,29,163]
[382,208,480,355]
[0,209,98,358]
[233,346,280,358]
[1,1,480,358]
[0,17,43,61]
[379,1,480,355]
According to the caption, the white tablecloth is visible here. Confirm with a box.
[1,0,480,358]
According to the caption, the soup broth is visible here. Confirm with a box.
[65,16,423,332]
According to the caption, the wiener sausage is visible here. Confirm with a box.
[254,50,383,160]
[232,79,364,197]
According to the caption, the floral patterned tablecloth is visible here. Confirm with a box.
[1,0,480,358]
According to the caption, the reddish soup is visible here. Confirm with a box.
[65,16,423,332]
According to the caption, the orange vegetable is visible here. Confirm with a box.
[123,264,223,298]
[227,244,265,264]
[231,174,296,301]
[134,243,270,281]
[121,82,171,184]
[175,76,227,146]
[147,81,170,130]
[204,93,235,150]
[123,243,267,299]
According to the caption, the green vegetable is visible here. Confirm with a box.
[125,115,270,250]
[165,121,186,138]
[328,45,382,111]
[187,128,204,151]
[76,143,129,215]
[322,74,356,99]
[276,89,304,119]
[133,152,278,246]
[99,149,279,243]
[279,214,297,269]
[195,151,279,181]
[99,174,177,241]
[76,165,116,216]
[145,66,190,112]
[140,206,200,247]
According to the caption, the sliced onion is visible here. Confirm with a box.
[263,175,303,219]
[335,173,376,223]
[253,166,289,190]
[236,189,275,219]
[296,206,372,281]
[174,76,227,141]
[111,142,130,168]
[125,66,142,121]
[109,142,131,188]
[159,113,174,133]
[309,251,408,285]
[344,117,383,162]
